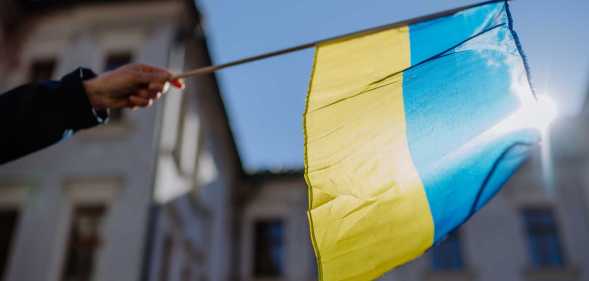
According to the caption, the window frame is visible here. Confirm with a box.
[60,178,120,281]
[61,204,107,281]
[240,191,293,281]
[431,229,466,272]
[252,219,286,278]
[159,234,174,281]
[29,58,57,82]
[521,207,566,268]
[0,185,26,279]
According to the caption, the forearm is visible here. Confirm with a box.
[0,68,106,164]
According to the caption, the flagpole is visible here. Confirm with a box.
[173,0,509,79]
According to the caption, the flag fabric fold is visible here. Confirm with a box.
[303,1,538,280]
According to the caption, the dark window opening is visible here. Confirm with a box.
[30,59,56,81]
[62,205,106,281]
[0,209,18,278]
[181,263,192,281]
[432,230,465,271]
[104,52,132,72]
[159,235,173,281]
[104,52,133,123]
[523,208,565,268]
[253,220,284,277]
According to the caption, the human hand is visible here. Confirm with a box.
[83,64,184,110]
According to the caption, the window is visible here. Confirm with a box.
[431,230,464,271]
[522,208,565,268]
[181,263,192,281]
[104,53,132,72]
[30,59,56,81]
[0,209,18,278]
[104,52,133,123]
[253,220,284,277]
[159,235,173,281]
[62,205,106,281]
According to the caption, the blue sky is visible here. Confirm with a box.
[196,0,589,172]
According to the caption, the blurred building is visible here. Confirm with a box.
[1,1,589,281]
[227,124,589,281]
[377,118,589,281]
[0,0,239,281]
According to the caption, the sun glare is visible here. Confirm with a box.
[530,95,558,132]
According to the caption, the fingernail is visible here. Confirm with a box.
[171,79,185,89]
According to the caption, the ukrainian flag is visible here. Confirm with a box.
[304,1,538,280]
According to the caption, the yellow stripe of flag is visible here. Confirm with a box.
[304,26,434,281]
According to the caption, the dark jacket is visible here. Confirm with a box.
[0,68,107,164]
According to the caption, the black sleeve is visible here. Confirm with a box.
[0,68,108,164]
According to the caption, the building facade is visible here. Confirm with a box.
[147,16,243,281]
[0,1,233,281]
[236,116,589,281]
[235,115,589,281]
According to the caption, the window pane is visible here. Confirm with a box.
[181,263,191,281]
[30,59,56,81]
[254,220,284,277]
[431,230,464,271]
[0,209,18,278]
[104,53,132,72]
[159,235,173,281]
[62,205,106,281]
[522,208,565,268]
